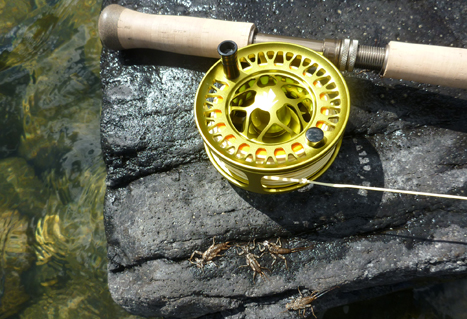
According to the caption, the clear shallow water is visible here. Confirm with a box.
[0,0,466,318]
[0,0,139,317]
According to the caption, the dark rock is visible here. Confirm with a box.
[100,0,467,318]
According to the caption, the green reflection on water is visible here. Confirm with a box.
[0,0,140,317]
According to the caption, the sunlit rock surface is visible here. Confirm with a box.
[100,0,467,318]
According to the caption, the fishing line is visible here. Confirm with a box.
[263,176,467,201]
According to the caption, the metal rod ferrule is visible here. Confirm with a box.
[354,45,387,71]
[253,33,387,72]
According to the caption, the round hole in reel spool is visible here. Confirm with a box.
[194,42,350,194]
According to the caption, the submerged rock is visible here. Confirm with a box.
[100,0,467,318]
[0,157,48,217]
[19,277,142,319]
[0,209,34,318]
[34,161,108,277]
[0,66,28,158]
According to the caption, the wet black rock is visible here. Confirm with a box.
[100,0,467,318]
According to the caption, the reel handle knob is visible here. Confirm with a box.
[98,4,256,58]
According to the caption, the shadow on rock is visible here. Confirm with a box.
[120,48,216,73]
[346,77,467,135]
[232,136,384,239]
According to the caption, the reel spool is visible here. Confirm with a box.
[194,42,350,194]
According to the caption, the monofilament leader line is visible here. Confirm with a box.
[263,176,467,201]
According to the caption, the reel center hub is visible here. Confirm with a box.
[229,72,310,144]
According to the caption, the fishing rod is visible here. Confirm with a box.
[98,4,467,197]
[99,4,467,89]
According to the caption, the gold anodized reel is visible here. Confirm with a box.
[194,42,350,194]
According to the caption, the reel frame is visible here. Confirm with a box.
[195,42,350,193]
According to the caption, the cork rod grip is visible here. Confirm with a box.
[98,4,256,58]
[383,41,467,89]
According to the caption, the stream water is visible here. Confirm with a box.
[0,0,465,318]
[0,0,140,317]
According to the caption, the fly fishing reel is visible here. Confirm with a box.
[194,42,350,194]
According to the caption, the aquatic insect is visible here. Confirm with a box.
[284,287,336,318]
[259,237,313,269]
[189,237,231,269]
[237,240,269,282]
